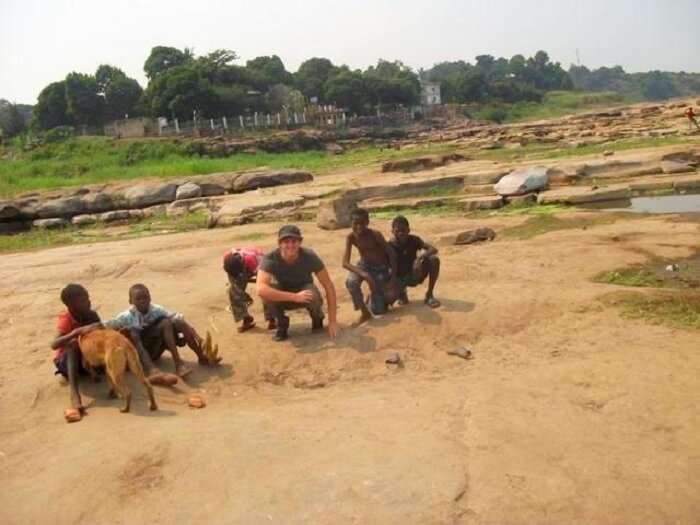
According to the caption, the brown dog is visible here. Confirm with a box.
[78,329,158,413]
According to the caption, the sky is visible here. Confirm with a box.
[1,0,699,104]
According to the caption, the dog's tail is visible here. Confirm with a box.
[123,337,158,411]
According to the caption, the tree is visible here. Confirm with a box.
[142,65,218,119]
[144,46,193,80]
[64,72,103,125]
[0,100,26,137]
[363,60,420,106]
[95,64,126,93]
[104,76,143,119]
[32,81,69,129]
[196,49,239,83]
[294,57,337,101]
[324,69,368,114]
[245,55,293,91]
[642,71,679,101]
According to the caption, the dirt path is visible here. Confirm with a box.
[1,212,699,524]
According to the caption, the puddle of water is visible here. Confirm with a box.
[580,194,700,213]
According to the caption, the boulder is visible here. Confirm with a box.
[0,203,21,221]
[673,176,700,190]
[81,191,116,213]
[231,170,313,192]
[317,198,358,230]
[459,195,504,211]
[345,176,464,201]
[175,182,202,200]
[537,186,631,205]
[100,210,131,222]
[122,183,177,208]
[36,197,86,218]
[453,228,497,245]
[325,143,344,155]
[494,166,549,196]
[33,218,68,229]
[71,214,97,227]
[199,183,227,196]
[661,160,694,174]
[381,154,465,173]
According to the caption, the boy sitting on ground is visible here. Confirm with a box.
[223,247,275,333]
[343,208,398,323]
[389,215,441,308]
[106,284,219,379]
[51,284,102,423]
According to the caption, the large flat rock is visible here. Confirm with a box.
[538,186,631,205]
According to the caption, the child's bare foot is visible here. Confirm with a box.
[237,316,256,333]
[355,307,373,326]
[148,371,179,386]
[176,363,193,378]
[64,407,82,423]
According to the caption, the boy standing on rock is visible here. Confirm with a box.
[389,215,442,308]
[343,208,398,323]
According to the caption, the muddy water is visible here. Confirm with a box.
[582,193,700,213]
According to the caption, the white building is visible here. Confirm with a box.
[420,81,441,106]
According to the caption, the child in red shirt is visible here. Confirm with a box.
[50,284,101,423]
[223,247,275,332]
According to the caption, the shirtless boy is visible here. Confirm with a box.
[343,208,398,323]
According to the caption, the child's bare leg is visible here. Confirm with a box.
[423,256,441,307]
[66,343,84,413]
[173,319,210,365]
[126,329,176,386]
[160,318,192,377]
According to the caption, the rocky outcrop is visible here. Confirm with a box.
[453,228,497,245]
[122,183,178,208]
[175,182,202,200]
[494,166,549,196]
[316,198,358,230]
[381,153,466,173]
[231,170,313,193]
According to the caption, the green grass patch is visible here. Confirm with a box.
[372,202,464,220]
[0,211,210,254]
[595,267,661,287]
[601,290,700,330]
[500,212,624,240]
[472,91,630,124]
[0,137,460,197]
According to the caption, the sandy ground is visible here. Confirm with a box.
[1,211,699,524]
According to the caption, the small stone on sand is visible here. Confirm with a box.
[385,352,401,365]
[447,347,473,360]
[188,393,206,408]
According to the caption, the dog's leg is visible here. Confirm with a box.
[124,341,158,411]
[106,363,131,413]
[106,374,117,399]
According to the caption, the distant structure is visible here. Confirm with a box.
[420,80,441,106]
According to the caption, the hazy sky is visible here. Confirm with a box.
[2,0,699,104]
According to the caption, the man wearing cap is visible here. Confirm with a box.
[257,225,338,341]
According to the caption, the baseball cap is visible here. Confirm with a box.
[278,224,302,240]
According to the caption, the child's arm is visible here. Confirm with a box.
[50,324,101,350]
[376,231,398,282]
[419,239,439,259]
[342,234,370,279]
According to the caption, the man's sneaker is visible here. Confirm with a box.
[311,316,324,332]
[274,316,289,341]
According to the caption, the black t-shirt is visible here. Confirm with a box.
[390,235,426,277]
[259,247,325,291]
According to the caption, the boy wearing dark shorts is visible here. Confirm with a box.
[343,208,398,323]
[50,284,101,423]
[389,215,441,308]
[106,284,218,379]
